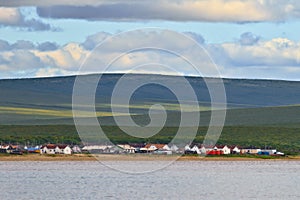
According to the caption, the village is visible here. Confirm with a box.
[0,143,285,156]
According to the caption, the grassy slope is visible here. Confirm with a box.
[1,104,300,127]
[1,74,300,153]
[0,104,300,153]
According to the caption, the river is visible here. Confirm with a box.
[0,161,299,199]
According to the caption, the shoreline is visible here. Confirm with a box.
[0,154,300,161]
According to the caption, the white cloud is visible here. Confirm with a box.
[219,37,300,67]
[32,43,88,70]
[1,31,300,80]
[0,7,21,25]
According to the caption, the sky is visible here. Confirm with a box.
[0,0,300,80]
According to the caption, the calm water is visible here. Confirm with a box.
[0,161,299,199]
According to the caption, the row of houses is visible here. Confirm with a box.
[0,145,22,154]
[0,143,285,156]
[184,144,284,156]
[39,143,285,156]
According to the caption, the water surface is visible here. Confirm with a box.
[0,161,299,199]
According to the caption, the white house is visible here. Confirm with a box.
[190,145,201,154]
[82,145,112,152]
[199,145,214,154]
[72,145,82,153]
[40,144,56,154]
[143,144,172,154]
[117,144,136,153]
[144,144,170,151]
[184,144,192,151]
[215,145,231,155]
[58,145,72,154]
[230,146,241,154]
[40,144,72,155]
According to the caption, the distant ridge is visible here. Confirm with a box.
[1,72,300,82]
[1,73,300,108]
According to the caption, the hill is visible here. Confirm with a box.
[1,74,300,153]
[1,73,300,109]
[1,73,300,125]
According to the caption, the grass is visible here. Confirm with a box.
[1,103,300,154]
[0,106,131,118]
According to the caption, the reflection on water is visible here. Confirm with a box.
[0,161,299,200]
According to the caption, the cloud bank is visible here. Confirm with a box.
[34,0,300,23]
[0,31,300,80]
[0,0,299,23]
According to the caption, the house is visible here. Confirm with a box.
[215,145,231,155]
[128,143,146,153]
[198,144,229,155]
[0,145,18,154]
[81,145,120,154]
[240,147,261,154]
[169,144,179,153]
[57,145,72,154]
[40,144,72,155]
[184,144,192,152]
[117,144,136,153]
[106,146,121,154]
[184,144,198,154]
[206,149,224,155]
[144,144,170,151]
[142,144,172,154]
[72,145,82,153]
[40,144,56,154]
[190,145,201,154]
[199,145,215,155]
[259,149,277,155]
[229,146,241,154]
[204,145,222,155]
[82,145,112,153]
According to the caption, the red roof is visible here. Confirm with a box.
[144,144,166,149]
[41,144,68,149]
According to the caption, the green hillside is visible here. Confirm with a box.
[1,74,300,154]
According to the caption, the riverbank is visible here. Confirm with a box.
[0,154,299,161]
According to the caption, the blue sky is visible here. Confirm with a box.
[1,1,300,80]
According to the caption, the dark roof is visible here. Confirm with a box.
[41,144,69,149]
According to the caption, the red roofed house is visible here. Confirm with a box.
[229,146,241,154]
[40,144,72,155]
[141,144,172,154]
[215,145,231,155]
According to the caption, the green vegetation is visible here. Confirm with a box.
[0,125,299,154]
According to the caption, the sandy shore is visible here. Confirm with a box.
[0,154,299,161]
